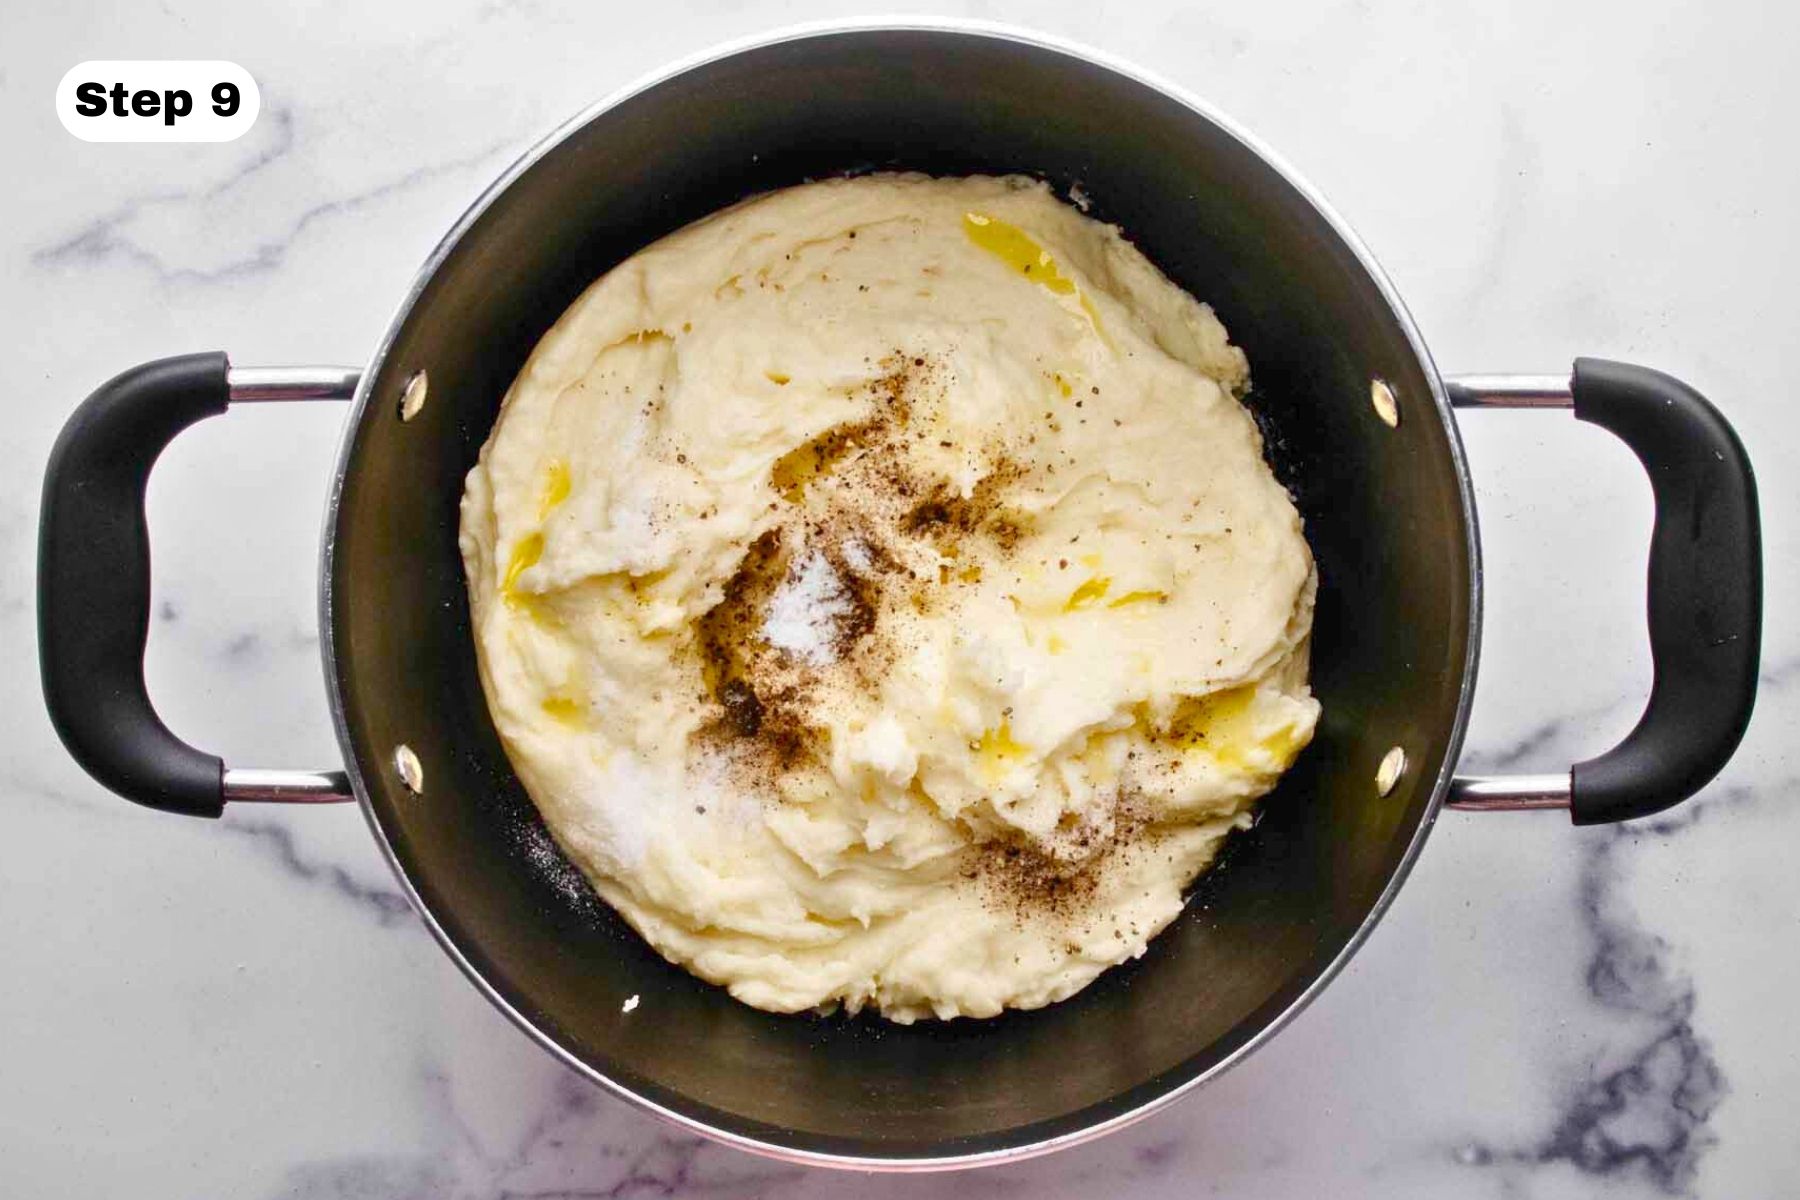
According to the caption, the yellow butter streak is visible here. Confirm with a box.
[963,212,1104,333]
[975,721,1031,783]
[1065,575,1112,611]
[540,694,586,726]
[538,459,571,520]
[1167,685,1305,770]
[503,532,543,605]
[1107,589,1169,608]
[503,460,577,619]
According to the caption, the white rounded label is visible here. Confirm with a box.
[56,61,260,143]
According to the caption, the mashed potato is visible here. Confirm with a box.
[459,174,1318,1022]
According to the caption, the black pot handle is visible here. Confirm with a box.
[1567,359,1761,824]
[38,354,360,817]
[1448,358,1761,824]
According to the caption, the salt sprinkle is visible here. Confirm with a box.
[841,537,875,574]
[761,551,853,664]
[622,994,640,1014]
[518,821,594,908]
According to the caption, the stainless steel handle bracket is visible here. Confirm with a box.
[1447,773,1572,811]
[223,768,354,803]
[1444,372,1576,812]
[1443,373,1574,411]
[220,363,361,804]
[227,364,362,404]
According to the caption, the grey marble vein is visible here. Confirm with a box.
[488,1137,768,1200]
[1758,652,1800,691]
[3,769,117,818]
[263,1155,453,1200]
[158,603,321,658]
[461,1072,791,1200]
[1447,783,1770,1196]
[1454,695,1632,775]
[220,814,412,927]
[222,629,265,661]
[263,1067,805,1200]
[31,104,299,270]
[1456,712,1578,774]
[31,112,517,287]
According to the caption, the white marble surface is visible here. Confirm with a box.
[3,2,1795,1196]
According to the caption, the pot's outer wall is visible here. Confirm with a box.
[327,29,1474,1160]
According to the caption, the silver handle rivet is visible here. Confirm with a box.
[1376,745,1407,796]
[1371,378,1400,428]
[398,370,428,422]
[394,744,425,795]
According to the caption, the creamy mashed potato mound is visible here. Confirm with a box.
[460,175,1319,1022]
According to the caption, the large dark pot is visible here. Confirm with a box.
[37,20,1761,1169]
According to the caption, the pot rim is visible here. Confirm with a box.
[319,14,1482,1172]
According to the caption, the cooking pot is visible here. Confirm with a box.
[37,20,1761,1170]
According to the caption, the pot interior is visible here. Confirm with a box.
[327,27,1474,1161]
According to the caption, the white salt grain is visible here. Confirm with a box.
[519,822,592,907]
[762,551,853,664]
[842,537,875,574]
[577,755,665,869]
[622,994,640,1014]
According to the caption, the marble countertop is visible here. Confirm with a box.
[4,2,1794,1196]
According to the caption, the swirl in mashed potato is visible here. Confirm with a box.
[459,174,1319,1022]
